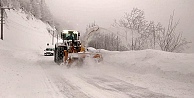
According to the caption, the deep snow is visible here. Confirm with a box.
[0,10,59,98]
[0,10,194,98]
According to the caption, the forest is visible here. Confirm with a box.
[1,0,53,25]
[87,8,191,52]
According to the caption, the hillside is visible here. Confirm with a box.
[2,9,53,49]
[0,10,58,98]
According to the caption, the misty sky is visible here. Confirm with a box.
[46,0,194,53]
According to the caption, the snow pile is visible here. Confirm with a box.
[99,49,194,98]
[102,49,194,75]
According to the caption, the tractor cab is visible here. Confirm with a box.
[54,30,81,63]
[61,30,80,41]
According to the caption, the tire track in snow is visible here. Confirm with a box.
[37,56,90,98]
[81,75,174,98]
[36,54,174,98]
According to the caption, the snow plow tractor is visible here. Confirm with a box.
[54,30,102,67]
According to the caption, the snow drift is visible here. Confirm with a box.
[0,10,57,98]
[102,49,194,75]
[98,49,194,97]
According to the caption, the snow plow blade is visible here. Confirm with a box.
[64,52,103,67]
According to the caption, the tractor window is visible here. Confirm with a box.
[66,33,74,40]
[61,33,67,40]
[74,34,77,40]
[61,31,79,40]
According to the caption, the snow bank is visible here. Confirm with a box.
[102,49,194,75]
[99,49,194,98]
[0,10,57,98]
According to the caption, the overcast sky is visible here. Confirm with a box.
[46,0,194,53]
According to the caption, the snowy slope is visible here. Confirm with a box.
[3,10,53,50]
[0,10,60,98]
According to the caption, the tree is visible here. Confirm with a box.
[40,0,52,22]
[1,0,10,6]
[86,22,126,51]
[10,0,20,10]
[158,13,191,52]
[113,8,191,52]
[114,8,147,50]
[3,0,54,24]
[30,0,42,19]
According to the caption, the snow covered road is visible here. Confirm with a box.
[35,54,174,98]
[1,46,194,98]
[36,48,194,98]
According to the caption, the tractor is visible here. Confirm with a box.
[54,30,102,67]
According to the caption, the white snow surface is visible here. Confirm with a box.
[0,10,194,98]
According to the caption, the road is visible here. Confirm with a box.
[37,55,174,98]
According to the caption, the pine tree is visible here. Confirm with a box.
[30,0,42,19]
[40,0,53,23]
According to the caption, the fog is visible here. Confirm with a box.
[46,0,194,53]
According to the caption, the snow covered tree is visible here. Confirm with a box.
[40,0,52,22]
[3,0,54,25]
[13,0,21,10]
[113,8,191,52]
[1,0,10,6]
[113,8,148,50]
[158,13,191,52]
[29,0,41,19]
[86,22,126,51]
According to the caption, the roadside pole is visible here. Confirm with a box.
[52,30,54,45]
[0,1,13,40]
[1,7,3,40]
[52,26,56,45]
